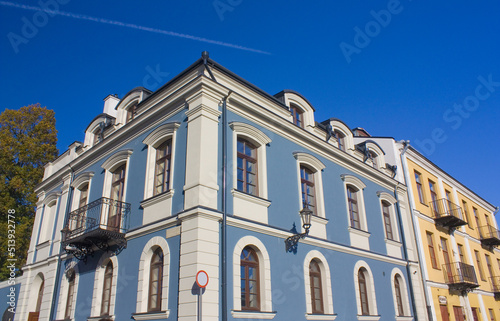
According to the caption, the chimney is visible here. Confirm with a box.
[103,94,120,117]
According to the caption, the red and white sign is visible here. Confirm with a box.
[196,270,209,288]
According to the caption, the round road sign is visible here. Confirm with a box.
[196,270,209,288]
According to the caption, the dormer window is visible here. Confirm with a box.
[290,104,303,128]
[369,151,378,169]
[126,102,138,123]
[93,127,103,146]
[334,130,346,151]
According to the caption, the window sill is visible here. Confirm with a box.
[232,189,271,207]
[231,310,276,319]
[305,313,337,320]
[396,316,414,321]
[132,310,170,320]
[141,190,174,208]
[88,316,114,321]
[36,240,50,249]
[385,238,402,247]
[357,315,380,321]
[348,227,371,237]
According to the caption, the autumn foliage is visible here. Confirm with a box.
[0,104,58,280]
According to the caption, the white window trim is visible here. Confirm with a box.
[294,152,326,218]
[364,142,386,170]
[143,122,180,200]
[121,99,140,124]
[341,175,368,232]
[232,236,273,314]
[71,172,94,211]
[90,255,118,318]
[390,268,412,318]
[136,236,171,315]
[39,192,60,244]
[27,273,45,313]
[282,93,315,130]
[230,122,271,199]
[328,120,355,154]
[353,261,378,317]
[303,250,336,317]
[56,264,80,320]
[377,192,399,242]
[101,149,133,203]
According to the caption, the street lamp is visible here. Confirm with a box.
[285,207,313,253]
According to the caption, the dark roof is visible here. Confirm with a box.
[274,89,316,112]
[114,87,153,110]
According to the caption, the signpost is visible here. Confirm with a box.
[196,270,209,321]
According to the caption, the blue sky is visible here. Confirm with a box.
[1,0,499,219]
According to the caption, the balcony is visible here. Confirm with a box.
[61,197,131,261]
[491,276,500,295]
[430,199,467,228]
[443,262,479,291]
[479,225,500,246]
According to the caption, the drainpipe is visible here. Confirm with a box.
[220,90,232,321]
[399,141,434,321]
[394,181,418,321]
[49,165,75,320]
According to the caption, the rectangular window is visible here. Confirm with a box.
[429,181,438,212]
[462,201,472,227]
[427,232,439,269]
[457,244,465,263]
[300,166,316,214]
[471,307,480,321]
[489,309,496,321]
[348,186,360,229]
[473,207,481,230]
[485,254,494,279]
[290,105,303,128]
[334,130,345,151]
[382,202,394,240]
[154,139,172,195]
[414,171,425,204]
[237,138,258,196]
[474,250,486,281]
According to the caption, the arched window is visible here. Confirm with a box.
[237,138,258,196]
[394,275,404,316]
[309,260,324,314]
[101,261,113,316]
[65,271,76,319]
[290,104,304,128]
[36,279,44,313]
[240,246,260,311]
[358,268,370,315]
[155,140,172,195]
[347,186,360,229]
[300,166,316,214]
[148,248,164,312]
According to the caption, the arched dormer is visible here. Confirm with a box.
[84,114,115,148]
[115,87,152,126]
[274,90,315,130]
[322,118,355,155]
[355,140,386,170]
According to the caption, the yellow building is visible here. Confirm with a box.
[401,145,500,321]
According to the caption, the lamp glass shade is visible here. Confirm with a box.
[300,207,313,230]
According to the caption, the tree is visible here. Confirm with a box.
[0,104,58,280]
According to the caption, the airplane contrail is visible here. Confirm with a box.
[1,1,271,55]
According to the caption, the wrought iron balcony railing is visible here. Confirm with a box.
[61,197,131,260]
[430,199,467,228]
[442,262,479,291]
[479,225,500,246]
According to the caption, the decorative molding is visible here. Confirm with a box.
[305,314,338,320]
[357,316,381,321]
[231,311,276,319]
[232,189,271,207]
[71,172,94,189]
[142,122,180,147]
[293,152,326,170]
[141,190,175,208]
[131,311,170,320]
[229,122,272,145]
[341,174,367,190]
[101,149,133,170]
[376,191,397,204]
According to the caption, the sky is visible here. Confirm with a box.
[1,0,499,221]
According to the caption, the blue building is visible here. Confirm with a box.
[4,52,428,321]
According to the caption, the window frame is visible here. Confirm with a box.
[236,138,259,196]
[309,260,324,314]
[300,165,317,214]
[91,255,118,318]
[154,139,173,196]
[294,153,326,221]
[290,104,304,128]
[474,250,486,281]
[426,232,439,269]
[64,271,76,319]
[353,261,378,317]
[414,171,425,204]
[240,246,260,311]
[148,248,164,312]
[303,250,335,318]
